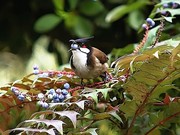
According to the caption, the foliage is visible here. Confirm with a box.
[0,0,180,135]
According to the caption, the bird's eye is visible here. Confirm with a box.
[71,44,79,49]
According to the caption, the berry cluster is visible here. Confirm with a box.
[37,82,71,108]
[11,87,26,101]
[142,18,155,29]
[163,2,179,9]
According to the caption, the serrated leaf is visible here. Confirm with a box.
[98,88,111,99]
[54,111,79,128]
[75,100,86,110]
[109,111,123,123]
[85,128,98,135]
[23,119,64,135]
[163,16,173,23]
[83,92,98,103]
[34,14,62,33]
[153,51,159,59]
[11,128,55,135]
[120,101,138,118]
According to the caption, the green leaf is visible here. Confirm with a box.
[142,26,160,51]
[54,111,79,128]
[98,88,111,99]
[120,101,138,118]
[34,14,62,33]
[106,1,148,23]
[128,10,144,30]
[73,16,94,37]
[163,16,173,23]
[83,91,98,103]
[79,1,104,16]
[85,128,98,135]
[109,111,123,123]
[68,0,79,10]
[52,0,64,10]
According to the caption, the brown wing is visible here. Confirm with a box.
[92,47,108,64]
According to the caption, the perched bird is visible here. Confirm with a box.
[69,37,109,83]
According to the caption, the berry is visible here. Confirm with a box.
[56,88,61,93]
[58,94,65,101]
[53,98,60,103]
[142,23,148,29]
[11,87,20,96]
[38,93,44,99]
[57,73,63,77]
[18,94,25,101]
[64,83,70,89]
[33,69,39,75]
[48,94,53,99]
[41,102,49,108]
[163,3,169,8]
[146,18,155,27]
[33,64,39,70]
[53,93,59,99]
[61,89,68,95]
[48,89,55,94]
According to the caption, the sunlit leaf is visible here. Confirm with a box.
[23,119,64,135]
[106,1,148,23]
[54,111,79,128]
[11,128,55,135]
[109,111,123,123]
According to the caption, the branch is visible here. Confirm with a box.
[145,111,180,135]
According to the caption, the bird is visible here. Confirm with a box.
[69,37,109,84]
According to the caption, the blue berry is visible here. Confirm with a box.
[53,98,60,103]
[38,93,44,99]
[53,93,59,99]
[163,3,169,8]
[48,89,55,94]
[42,102,49,108]
[56,88,61,93]
[64,83,70,89]
[33,69,39,75]
[57,73,63,78]
[58,94,65,101]
[61,89,68,95]
[33,64,39,70]
[18,94,25,101]
[142,23,148,29]
[48,94,53,99]
[146,18,155,27]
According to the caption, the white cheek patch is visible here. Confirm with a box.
[79,48,90,53]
